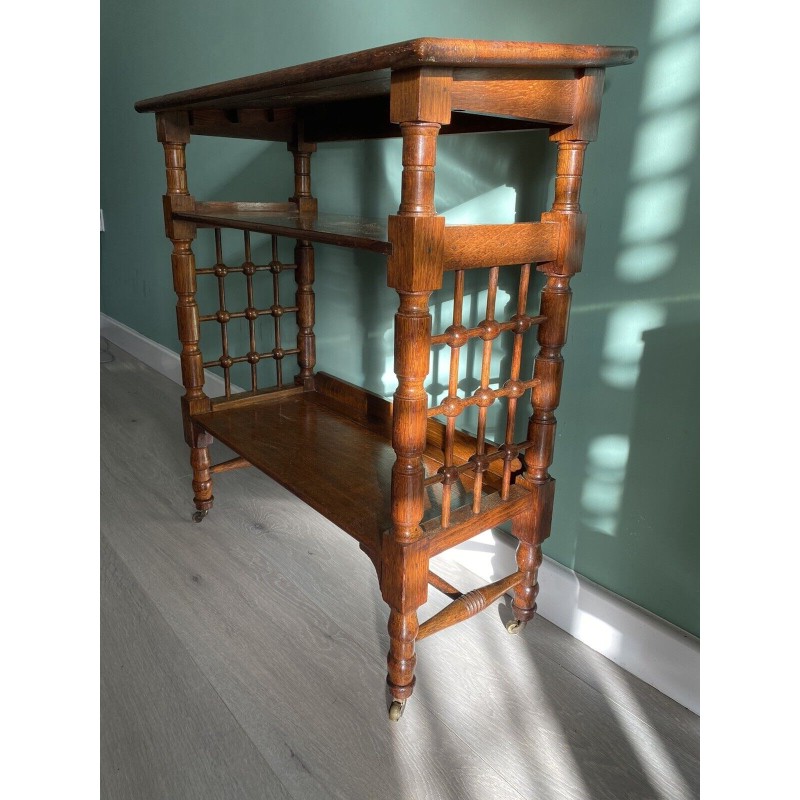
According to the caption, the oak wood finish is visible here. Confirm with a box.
[182,97,552,143]
[511,139,589,628]
[417,570,523,641]
[174,208,392,253]
[137,38,637,720]
[134,38,636,115]
[210,455,252,474]
[156,110,214,515]
[443,222,559,270]
[382,67,450,704]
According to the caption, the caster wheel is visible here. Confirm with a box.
[506,619,526,635]
[192,510,208,523]
[388,700,406,722]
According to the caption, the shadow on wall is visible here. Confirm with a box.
[574,321,699,630]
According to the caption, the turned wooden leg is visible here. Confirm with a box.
[382,538,428,720]
[190,432,214,521]
[507,484,554,632]
[387,608,419,708]
[383,71,449,720]
[511,140,589,627]
[382,299,432,710]
[157,112,213,520]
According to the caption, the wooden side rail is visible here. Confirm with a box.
[423,485,531,556]
[427,570,461,599]
[443,222,559,270]
[187,107,296,142]
[418,570,524,640]
[210,456,252,474]
[425,418,521,491]
[209,384,304,412]
[450,67,578,125]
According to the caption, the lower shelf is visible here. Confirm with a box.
[193,373,524,558]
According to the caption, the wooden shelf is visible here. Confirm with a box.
[193,374,509,558]
[194,388,393,555]
[176,208,391,253]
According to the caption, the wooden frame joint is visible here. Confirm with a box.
[538,211,587,276]
[390,67,453,125]
[549,68,605,142]
[387,215,445,291]
[162,193,196,240]
[156,110,191,144]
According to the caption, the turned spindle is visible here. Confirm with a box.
[157,111,213,517]
[382,69,450,709]
[513,139,588,624]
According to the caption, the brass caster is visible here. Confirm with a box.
[388,700,406,722]
[192,510,208,523]
[506,619,526,635]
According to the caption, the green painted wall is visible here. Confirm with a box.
[101,0,699,635]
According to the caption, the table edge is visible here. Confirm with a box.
[134,37,638,114]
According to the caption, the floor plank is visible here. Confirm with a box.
[100,343,699,800]
[101,534,293,800]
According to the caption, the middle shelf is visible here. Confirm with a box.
[175,205,391,253]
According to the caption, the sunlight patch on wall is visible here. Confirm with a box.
[640,34,699,114]
[615,0,698,287]
[442,184,517,224]
[619,176,691,246]
[652,0,700,42]
[616,242,679,283]
[580,435,630,536]
[629,106,699,181]
[600,301,667,390]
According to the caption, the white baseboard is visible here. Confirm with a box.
[100,313,241,397]
[100,312,699,715]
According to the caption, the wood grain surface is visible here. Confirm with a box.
[176,209,391,254]
[134,38,637,114]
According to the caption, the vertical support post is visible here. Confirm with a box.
[510,68,604,627]
[382,68,451,715]
[294,239,316,389]
[513,139,589,624]
[288,131,317,389]
[156,111,213,518]
[288,130,318,216]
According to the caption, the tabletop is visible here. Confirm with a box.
[134,37,638,114]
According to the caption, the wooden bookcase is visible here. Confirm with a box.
[135,38,637,721]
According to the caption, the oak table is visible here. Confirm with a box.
[135,38,637,721]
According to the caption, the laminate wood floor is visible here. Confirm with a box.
[100,343,699,800]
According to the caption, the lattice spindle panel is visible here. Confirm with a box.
[196,228,299,398]
[426,263,545,527]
